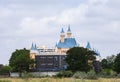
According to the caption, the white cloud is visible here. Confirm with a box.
[19,0,120,52]
[19,3,89,35]
[0,7,13,18]
[20,16,57,35]
[56,4,88,24]
[88,0,109,5]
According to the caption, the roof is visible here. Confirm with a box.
[56,38,77,48]
[61,28,64,33]
[92,48,101,56]
[31,43,37,50]
[86,42,101,56]
[67,25,71,32]
[94,50,101,56]
[86,42,91,49]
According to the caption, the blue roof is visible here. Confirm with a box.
[86,42,101,56]
[67,25,71,32]
[31,43,34,50]
[57,38,77,48]
[95,50,101,56]
[61,28,64,33]
[31,43,37,50]
[86,42,91,49]
[93,48,101,56]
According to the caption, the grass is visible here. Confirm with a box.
[0,78,120,82]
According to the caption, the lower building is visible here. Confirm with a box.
[35,54,67,71]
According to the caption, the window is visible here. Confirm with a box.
[41,63,46,65]
[48,63,53,65]
[62,57,65,60]
[48,56,53,58]
[40,57,46,59]
[54,56,58,61]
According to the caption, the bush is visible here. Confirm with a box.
[0,66,11,75]
[73,70,98,79]
[55,71,73,78]
[117,73,120,78]
[87,70,98,79]
[99,69,116,78]
[72,71,87,79]
[22,71,34,78]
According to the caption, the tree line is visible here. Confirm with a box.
[1,47,120,77]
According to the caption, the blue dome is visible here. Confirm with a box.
[57,38,77,48]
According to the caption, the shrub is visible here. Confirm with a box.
[72,71,87,79]
[99,69,116,78]
[22,71,34,78]
[0,66,11,75]
[55,71,73,78]
[86,70,98,79]
[117,73,120,78]
[73,70,98,79]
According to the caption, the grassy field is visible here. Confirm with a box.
[0,78,120,82]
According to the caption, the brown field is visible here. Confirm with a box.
[0,78,120,82]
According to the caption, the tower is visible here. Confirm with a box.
[30,43,38,69]
[67,25,72,38]
[30,43,38,60]
[60,28,65,43]
[86,42,91,49]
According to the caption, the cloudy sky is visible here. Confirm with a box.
[0,0,120,64]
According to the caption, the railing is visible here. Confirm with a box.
[37,52,66,55]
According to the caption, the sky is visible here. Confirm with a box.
[0,0,120,65]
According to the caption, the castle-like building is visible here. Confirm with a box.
[56,26,78,53]
[30,26,100,71]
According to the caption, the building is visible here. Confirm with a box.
[56,26,78,53]
[30,26,101,71]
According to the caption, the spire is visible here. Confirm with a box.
[86,42,91,49]
[34,44,37,50]
[61,28,64,33]
[67,24,71,32]
[67,25,72,38]
[31,43,37,50]
[31,43,34,50]
[60,28,65,43]
[60,28,65,36]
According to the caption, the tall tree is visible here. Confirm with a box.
[9,48,34,77]
[101,55,116,70]
[114,53,120,73]
[66,47,96,72]
[101,59,108,69]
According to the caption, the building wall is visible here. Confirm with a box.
[57,48,69,53]
[30,53,36,59]
[35,55,67,71]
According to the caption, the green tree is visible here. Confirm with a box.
[101,59,108,69]
[0,66,12,75]
[66,47,96,72]
[101,55,116,70]
[9,48,34,77]
[114,53,120,74]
